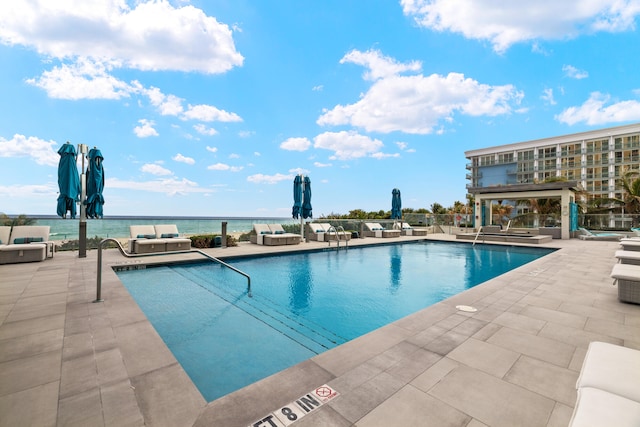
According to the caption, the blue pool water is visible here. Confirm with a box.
[116,241,553,401]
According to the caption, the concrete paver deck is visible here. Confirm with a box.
[0,235,638,426]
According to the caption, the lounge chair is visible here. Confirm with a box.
[394,222,427,236]
[250,224,300,245]
[129,224,192,253]
[307,223,351,242]
[610,263,640,304]
[631,227,640,237]
[363,222,400,238]
[615,250,640,265]
[578,227,624,241]
[570,342,640,427]
[0,225,52,264]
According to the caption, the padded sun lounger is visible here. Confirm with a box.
[615,250,640,265]
[569,342,640,427]
[0,225,51,264]
[129,224,191,253]
[363,223,400,238]
[620,239,640,252]
[268,224,301,245]
[250,224,297,245]
[396,223,427,236]
[578,227,624,241]
[610,263,640,304]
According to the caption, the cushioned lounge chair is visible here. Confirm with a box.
[0,225,51,264]
[569,342,640,427]
[395,222,427,236]
[129,224,192,253]
[620,239,640,251]
[363,222,400,238]
[578,227,624,241]
[154,224,192,251]
[615,250,640,265]
[268,224,301,245]
[250,224,293,245]
[307,223,351,242]
[610,263,640,304]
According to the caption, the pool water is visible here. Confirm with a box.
[116,241,553,401]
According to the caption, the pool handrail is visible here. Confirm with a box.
[94,238,252,302]
[473,226,483,246]
[326,225,348,250]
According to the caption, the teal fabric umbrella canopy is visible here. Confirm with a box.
[84,148,105,219]
[56,143,81,218]
[302,176,312,219]
[292,175,302,219]
[391,188,402,220]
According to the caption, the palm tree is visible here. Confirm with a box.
[612,169,640,226]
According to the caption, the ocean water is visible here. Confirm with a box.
[31,216,298,241]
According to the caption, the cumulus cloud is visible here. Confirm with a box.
[0,134,59,166]
[182,104,242,122]
[247,173,293,184]
[541,88,557,105]
[133,119,159,137]
[563,64,589,79]
[280,137,312,151]
[206,146,218,153]
[555,92,640,125]
[314,131,385,160]
[401,0,640,53]
[107,177,207,196]
[145,86,185,115]
[0,0,243,73]
[194,124,218,136]
[173,153,195,165]
[318,50,523,134]
[341,49,422,80]
[314,162,332,168]
[207,162,243,172]
[141,163,172,176]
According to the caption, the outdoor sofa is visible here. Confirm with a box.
[569,341,640,427]
[362,222,400,238]
[250,224,301,246]
[0,225,52,264]
[307,223,351,242]
[128,224,192,254]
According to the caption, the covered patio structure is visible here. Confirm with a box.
[468,181,581,240]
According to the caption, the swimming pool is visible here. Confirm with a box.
[116,241,553,401]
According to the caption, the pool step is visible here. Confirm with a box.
[173,264,346,353]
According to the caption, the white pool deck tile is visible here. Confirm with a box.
[1,234,639,427]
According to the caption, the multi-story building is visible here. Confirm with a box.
[465,123,640,206]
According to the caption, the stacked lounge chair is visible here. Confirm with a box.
[129,224,192,254]
[0,225,52,264]
[362,222,400,238]
[250,224,301,246]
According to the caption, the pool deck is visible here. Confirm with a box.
[1,234,639,426]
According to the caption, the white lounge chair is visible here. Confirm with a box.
[569,342,640,427]
[268,224,302,245]
[578,227,624,241]
[610,263,640,304]
[394,222,427,236]
[0,225,52,264]
[129,224,192,253]
[363,223,400,238]
[250,224,299,245]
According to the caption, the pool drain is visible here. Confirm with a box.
[456,305,478,313]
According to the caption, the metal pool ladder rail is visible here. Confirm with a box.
[473,226,483,246]
[94,238,252,303]
[326,225,348,250]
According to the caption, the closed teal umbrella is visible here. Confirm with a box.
[391,188,402,220]
[84,148,104,218]
[292,175,302,219]
[302,176,312,219]
[56,143,80,218]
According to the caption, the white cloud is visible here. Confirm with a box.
[312,85,324,91]
[247,173,293,184]
[194,124,218,136]
[207,163,243,172]
[0,183,57,201]
[145,86,185,115]
[563,64,589,79]
[371,152,401,159]
[541,88,557,105]
[107,177,207,196]
[133,119,159,137]
[280,137,312,151]
[555,92,640,125]
[173,153,195,165]
[314,162,332,168]
[396,141,408,150]
[27,58,134,100]
[182,104,242,122]
[314,131,384,160]
[0,134,59,166]
[206,146,218,153]
[0,0,243,74]
[401,0,640,53]
[341,49,422,81]
[319,52,523,134]
[141,163,172,176]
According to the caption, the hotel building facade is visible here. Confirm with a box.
[465,123,640,207]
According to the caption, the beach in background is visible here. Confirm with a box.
[31,216,298,241]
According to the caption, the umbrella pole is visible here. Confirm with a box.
[300,175,304,241]
[78,144,88,258]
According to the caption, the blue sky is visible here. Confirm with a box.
[1,0,640,217]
